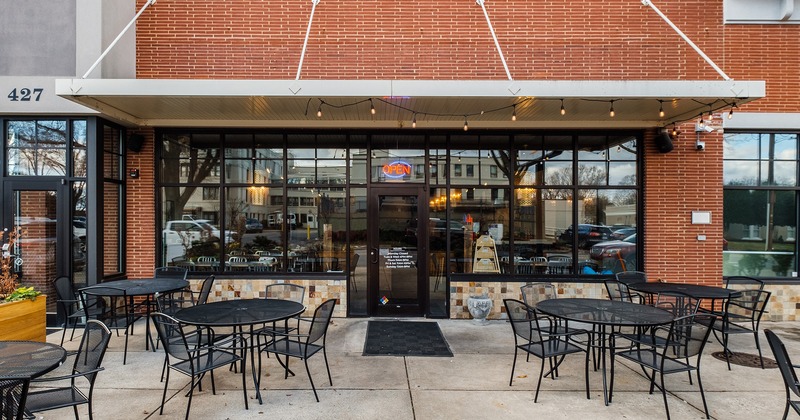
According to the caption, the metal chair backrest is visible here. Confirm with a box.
[765,330,800,403]
[306,299,336,347]
[265,283,305,304]
[604,279,635,302]
[52,275,75,303]
[503,299,544,344]
[724,276,765,291]
[154,266,188,280]
[520,282,557,307]
[74,320,112,381]
[727,289,771,321]
[151,312,194,362]
[615,270,647,285]
[655,291,700,318]
[667,314,714,359]
[196,274,216,305]
[0,376,30,420]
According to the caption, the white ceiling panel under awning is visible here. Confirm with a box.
[55,79,765,129]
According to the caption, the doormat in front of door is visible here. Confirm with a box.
[363,321,453,357]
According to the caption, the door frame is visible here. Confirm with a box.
[2,180,74,284]
[367,186,429,316]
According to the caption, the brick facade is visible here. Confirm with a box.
[125,0,800,318]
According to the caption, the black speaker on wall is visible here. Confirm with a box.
[127,134,145,153]
[655,130,674,153]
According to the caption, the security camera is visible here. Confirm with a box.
[696,140,706,151]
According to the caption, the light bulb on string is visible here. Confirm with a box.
[698,116,704,129]
[609,101,615,118]
[316,105,322,118]
[728,102,737,120]
[560,99,566,116]
[671,125,678,137]
[412,113,417,128]
[369,99,376,115]
[659,101,665,118]
[463,116,469,132]
[511,105,517,121]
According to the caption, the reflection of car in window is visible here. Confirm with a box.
[245,218,263,233]
[558,224,614,249]
[589,233,637,271]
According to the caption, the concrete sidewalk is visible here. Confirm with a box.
[37,317,799,420]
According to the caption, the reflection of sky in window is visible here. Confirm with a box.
[723,160,758,185]
[609,162,636,185]
[724,133,759,159]
[764,134,797,160]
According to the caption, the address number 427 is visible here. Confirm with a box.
[8,88,44,102]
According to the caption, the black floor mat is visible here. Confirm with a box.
[363,321,453,357]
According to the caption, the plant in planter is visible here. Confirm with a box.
[0,227,46,342]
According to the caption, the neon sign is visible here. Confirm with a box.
[382,161,412,178]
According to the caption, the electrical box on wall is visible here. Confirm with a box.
[691,211,711,224]
[129,168,140,178]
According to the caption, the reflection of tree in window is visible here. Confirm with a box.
[161,135,220,220]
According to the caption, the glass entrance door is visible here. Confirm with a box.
[368,187,427,316]
[3,182,85,316]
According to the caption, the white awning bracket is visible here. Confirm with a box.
[475,0,513,81]
[82,0,157,79]
[641,0,732,81]
[296,0,321,80]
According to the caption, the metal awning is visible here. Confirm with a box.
[55,79,765,129]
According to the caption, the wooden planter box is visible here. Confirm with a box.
[0,295,47,342]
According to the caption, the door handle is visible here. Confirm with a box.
[370,248,379,264]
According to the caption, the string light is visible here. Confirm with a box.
[609,101,615,118]
[463,116,469,132]
[511,105,517,121]
[369,99,376,115]
[412,113,417,128]
[658,100,665,118]
[316,105,322,118]
[560,99,566,116]
[728,102,737,119]
[698,116,704,129]
[671,124,679,137]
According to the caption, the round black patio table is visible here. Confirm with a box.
[536,298,674,406]
[628,282,741,301]
[0,341,66,378]
[175,299,305,408]
[81,278,190,358]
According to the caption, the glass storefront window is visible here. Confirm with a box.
[723,189,797,277]
[449,188,510,274]
[7,120,68,176]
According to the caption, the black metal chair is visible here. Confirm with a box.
[604,279,645,304]
[52,276,86,346]
[765,329,800,419]
[154,266,188,280]
[615,270,647,285]
[0,376,30,420]
[151,312,245,420]
[259,299,336,402]
[610,314,715,420]
[195,274,216,305]
[25,320,111,420]
[725,276,765,291]
[707,288,772,370]
[503,298,590,403]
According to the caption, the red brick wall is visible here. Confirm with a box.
[126,130,156,279]
[129,1,800,286]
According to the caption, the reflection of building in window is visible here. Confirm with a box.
[466,164,474,177]
[454,164,462,177]
[202,187,218,200]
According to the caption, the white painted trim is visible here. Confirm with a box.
[56,79,765,99]
[723,113,800,130]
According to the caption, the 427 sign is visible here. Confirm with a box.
[7,87,44,102]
